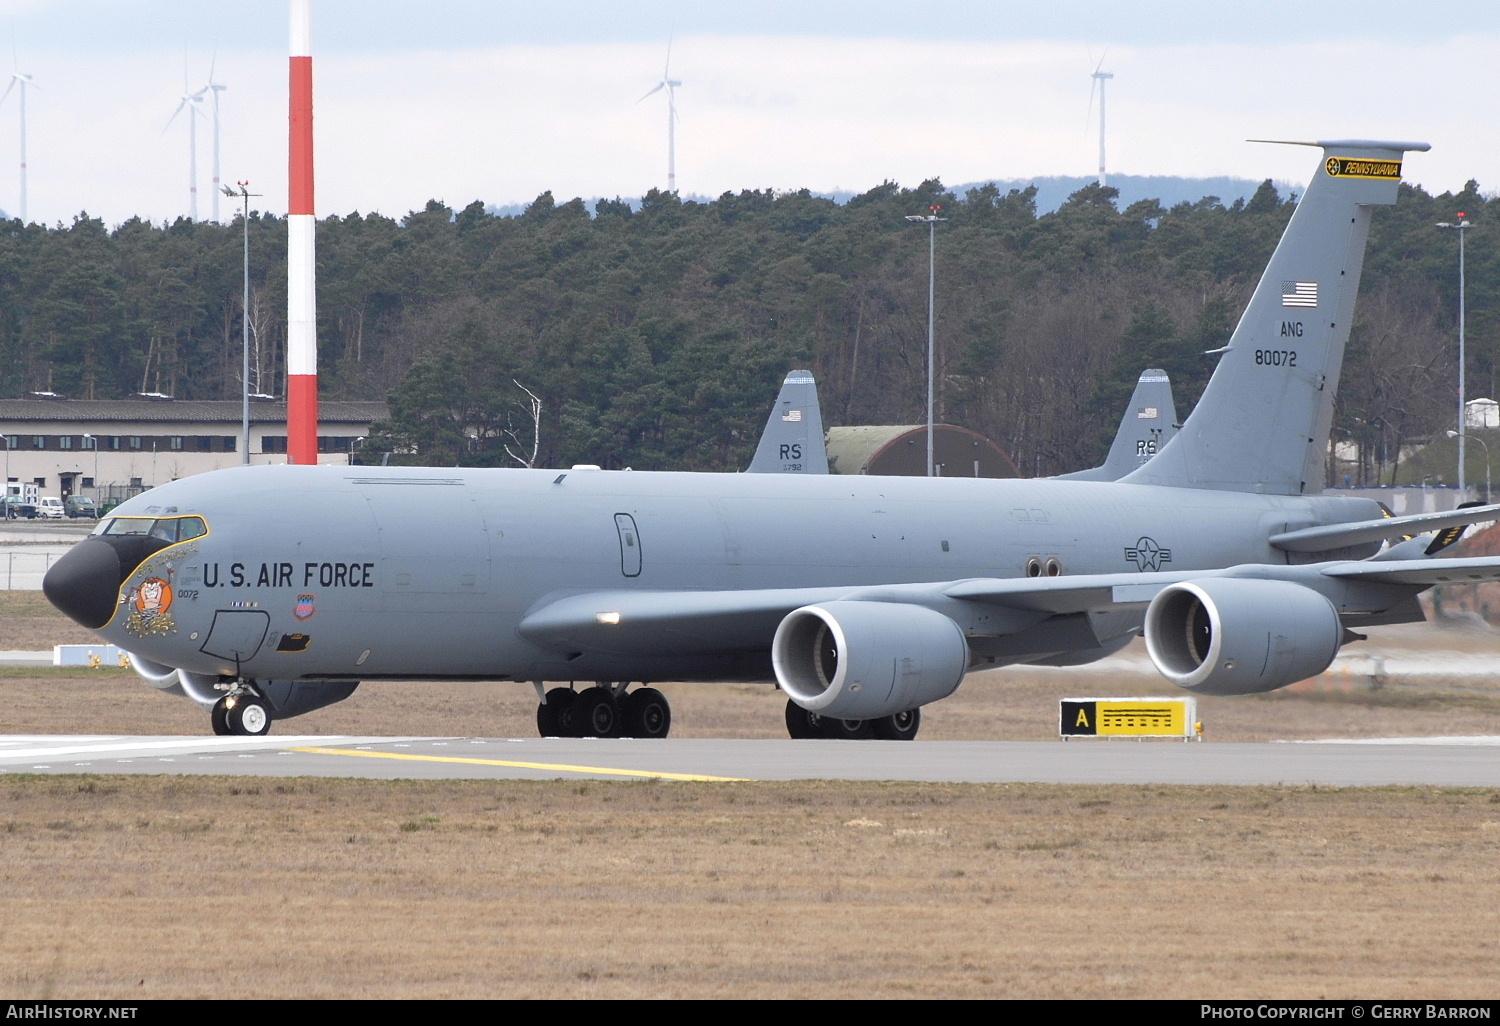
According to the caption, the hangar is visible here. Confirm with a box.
[825,424,1020,478]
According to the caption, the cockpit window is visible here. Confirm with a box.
[104,518,155,536]
[103,516,207,542]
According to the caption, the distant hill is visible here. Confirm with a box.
[487,175,1300,219]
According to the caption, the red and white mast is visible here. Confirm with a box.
[286,0,318,465]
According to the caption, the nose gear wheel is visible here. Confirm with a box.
[215,689,274,736]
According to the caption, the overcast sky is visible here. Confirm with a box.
[0,1,1495,225]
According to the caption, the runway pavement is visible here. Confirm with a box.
[2,733,1499,786]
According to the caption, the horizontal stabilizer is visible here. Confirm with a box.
[1249,138,1431,153]
[1269,503,1500,553]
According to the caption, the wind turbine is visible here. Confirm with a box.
[1,63,37,223]
[165,70,208,221]
[637,43,681,194]
[1086,56,1114,187]
[205,54,226,221]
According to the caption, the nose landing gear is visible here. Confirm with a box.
[211,687,274,737]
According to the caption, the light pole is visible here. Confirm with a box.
[82,434,98,503]
[223,181,262,464]
[1448,430,1490,504]
[2,434,10,516]
[1437,215,1472,496]
[904,205,947,476]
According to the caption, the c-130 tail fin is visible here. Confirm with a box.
[1057,368,1178,481]
[1123,140,1429,495]
[747,370,829,474]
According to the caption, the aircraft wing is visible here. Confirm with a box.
[519,586,854,655]
[520,550,1500,659]
[519,569,1215,655]
[1319,555,1500,586]
[939,569,1200,611]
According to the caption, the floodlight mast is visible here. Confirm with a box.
[1437,216,1473,495]
[225,181,261,464]
[905,206,947,476]
[1448,430,1490,503]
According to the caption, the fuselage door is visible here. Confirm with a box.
[614,513,642,577]
[200,609,271,664]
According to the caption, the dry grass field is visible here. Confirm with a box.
[1,776,1498,999]
[4,592,1500,998]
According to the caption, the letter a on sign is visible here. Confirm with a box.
[1059,700,1098,736]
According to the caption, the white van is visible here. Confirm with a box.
[35,496,64,519]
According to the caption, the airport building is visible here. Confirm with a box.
[0,397,389,506]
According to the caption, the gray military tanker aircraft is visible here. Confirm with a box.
[43,139,1500,740]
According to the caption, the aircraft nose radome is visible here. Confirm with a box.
[42,538,123,630]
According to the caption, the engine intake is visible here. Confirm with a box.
[1144,578,1341,696]
[772,601,968,719]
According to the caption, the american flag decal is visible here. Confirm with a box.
[781,410,803,422]
[1282,281,1318,307]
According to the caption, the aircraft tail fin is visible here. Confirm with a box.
[1123,140,1429,495]
[747,370,829,474]
[1056,369,1177,481]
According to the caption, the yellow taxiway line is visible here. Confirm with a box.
[290,745,748,782]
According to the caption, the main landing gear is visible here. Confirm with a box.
[211,687,273,737]
[535,683,672,739]
[784,700,921,741]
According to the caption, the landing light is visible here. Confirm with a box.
[596,611,622,625]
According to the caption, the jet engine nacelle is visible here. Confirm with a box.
[1144,578,1342,696]
[126,651,357,718]
[772,601,969,719]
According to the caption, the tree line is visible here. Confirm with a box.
[0,175,1493,481]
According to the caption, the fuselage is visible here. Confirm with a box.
[72,463,1382,684]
